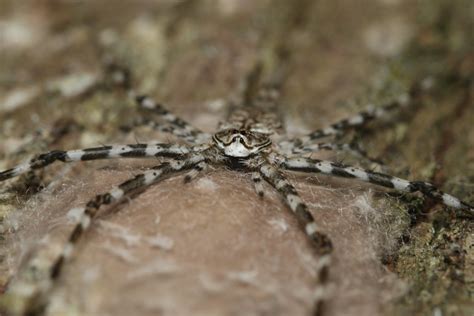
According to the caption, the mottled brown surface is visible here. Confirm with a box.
[0,1,473,316]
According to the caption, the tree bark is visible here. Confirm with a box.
[0,1,473,315]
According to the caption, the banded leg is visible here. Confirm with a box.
[183,161,207,183]
[285,142,384,169]
[251,172,264,198]
[0,143,191,182]
[124,117,202,142]
[258,161,332,316]
[17,155,204,315]
[135,95,210,144]
[102,62,209,144]
[281,157,474,217]
[287,142,360,155]
[279,92,413,149]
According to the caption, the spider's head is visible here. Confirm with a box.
[213,129,271,158]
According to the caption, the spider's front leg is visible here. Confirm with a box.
[1,153,206,316]
[279,80,426,151]
[104,62,209,145]
[0,143,193,182]
[258,160,332,316]
[280,141,385,170]
[134,95,210,144]
[281,157,474,217]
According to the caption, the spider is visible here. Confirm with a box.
[0,69,473,316]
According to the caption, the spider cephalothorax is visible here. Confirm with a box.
[212,128,272,158]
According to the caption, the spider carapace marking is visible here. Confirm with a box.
[213,128,272,158]
[0,77,473,316]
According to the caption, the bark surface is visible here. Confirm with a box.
[0,1,473,316]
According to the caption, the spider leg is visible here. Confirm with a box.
[279,87,419,149]
[251,172,265,198]
[0,143,192,182]
[135,95,210,144]
[183,160,207,183]
[103,62,209,144]
[281,157,474,217]
[258,161,332,316]
[50,154,204,278]
[7,154,205,315]
[284,142,385,170]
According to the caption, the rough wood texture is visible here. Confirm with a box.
[0,1,473,315]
